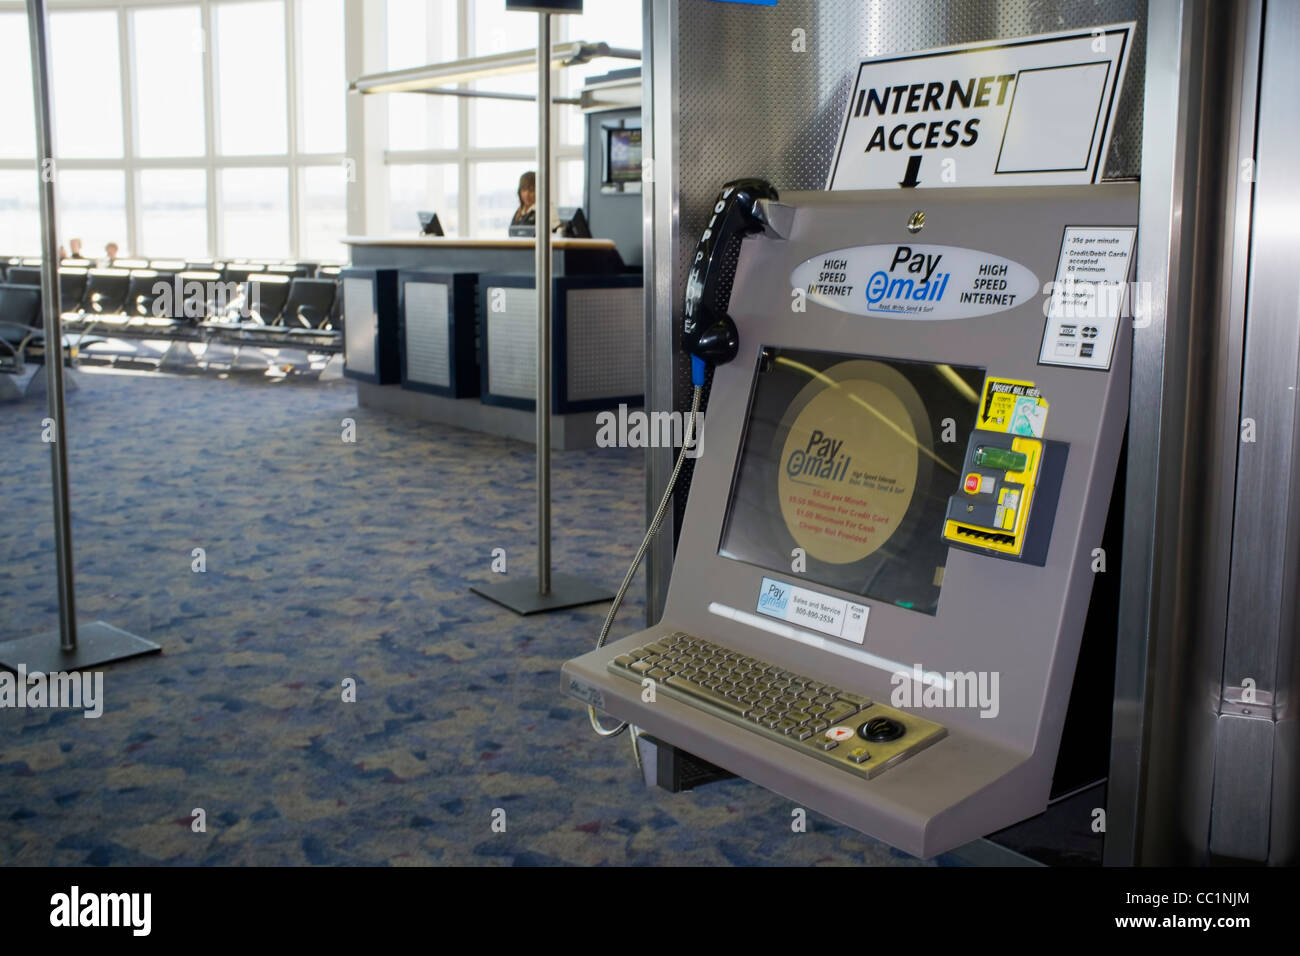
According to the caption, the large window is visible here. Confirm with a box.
[0,0,350,260]
[382,0,641,237]
[221,167,290,258]
[132,6,206,157]
[0,169,39,254]
[0,0,641,258]
[51,11,125,159]
[0,12,35,161]
[138,169,209,257]
[215,1,288,156]
[56,170,128,260]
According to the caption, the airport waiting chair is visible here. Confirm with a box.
[2,267,92,318]
[0,282,102,377]
[202,273,287,330]
[327,283,343,331]
[239,277,337,347]
[222,263,266,285]
[278,278,336,329]
[265,263,315,280]
[123,270,165,319]
[7,265,88,312]
[69,268,132,338]
[243,274,292,325]
[7,265,41,286]
[0,282,43,372]
[59,268,88,314]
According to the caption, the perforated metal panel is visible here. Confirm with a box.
[403,280,451,387]
[486,286,537,400]
[671,0,1146,404]
[565,287,644,402]
[343,277,376,376]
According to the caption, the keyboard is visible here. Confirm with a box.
[609,632,945,779]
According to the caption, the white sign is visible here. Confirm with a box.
[757,576,869,645]
[828,23,1135,191]
[790,243,1038,320]
[1039,225,1136,370]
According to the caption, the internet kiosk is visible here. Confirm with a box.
[563,180,1137,858]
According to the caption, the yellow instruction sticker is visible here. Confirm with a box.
[978,377,1049,437]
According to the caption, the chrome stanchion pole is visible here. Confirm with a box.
[0,0,160,670]
[470,8,611,615]
[28,0,75,653]
[536,11,553,597]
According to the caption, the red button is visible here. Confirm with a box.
[964,474,980,494]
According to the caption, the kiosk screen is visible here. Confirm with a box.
[718,346,984,616]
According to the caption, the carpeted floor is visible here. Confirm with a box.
[0,367,948,866]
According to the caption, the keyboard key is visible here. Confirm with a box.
[662,676,748,716]
[822,703,858,725]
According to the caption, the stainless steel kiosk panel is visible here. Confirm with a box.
[565,183,1137,857]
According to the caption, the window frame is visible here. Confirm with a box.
[0,0,349,260]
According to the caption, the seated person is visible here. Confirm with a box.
[510,171,537,228]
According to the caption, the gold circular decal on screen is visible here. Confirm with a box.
[777,376,918,564]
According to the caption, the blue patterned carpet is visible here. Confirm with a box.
[0,368,944,866]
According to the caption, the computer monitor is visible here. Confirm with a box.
[509,209,591,239]
[603,127,642,187]
[719,346,983,617]
[557,207,591,238]
[417,211,445,236]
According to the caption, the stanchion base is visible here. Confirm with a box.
[471,573,613,616]
[0,620,161,673]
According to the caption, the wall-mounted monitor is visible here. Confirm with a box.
[602,126,642,190]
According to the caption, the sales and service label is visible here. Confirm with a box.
[790,243,1038,320]
[827,23,1135,190]
[757,577,869,645]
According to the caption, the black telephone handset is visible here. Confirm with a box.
[681,178,779,386]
